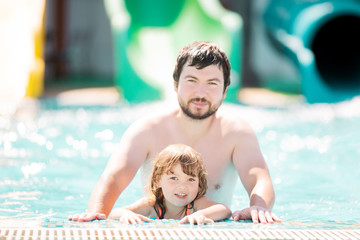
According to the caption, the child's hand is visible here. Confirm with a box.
[179,213,214,225]
[117,211,153,224]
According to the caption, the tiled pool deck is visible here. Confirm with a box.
[1,219,359,239]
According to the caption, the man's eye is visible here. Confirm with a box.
[209,81,221,86]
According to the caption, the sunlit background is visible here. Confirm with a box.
[2,0,360,106]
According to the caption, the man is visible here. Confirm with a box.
[69,41,280,223]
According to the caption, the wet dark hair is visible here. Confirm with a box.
[173,41,231,92]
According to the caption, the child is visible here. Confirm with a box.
[109,144,231,225]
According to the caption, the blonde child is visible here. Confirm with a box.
[109,144,231,225]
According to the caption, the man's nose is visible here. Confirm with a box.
[194,84,207,97]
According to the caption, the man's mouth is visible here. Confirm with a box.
[190,98,208,107]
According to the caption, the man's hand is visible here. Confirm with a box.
[232,206,281,224]
[179,213,214,225]
[68,212,106,222]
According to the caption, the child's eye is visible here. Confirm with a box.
[170,177,177,180]
[188,178,196,182]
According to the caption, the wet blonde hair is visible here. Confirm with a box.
[150,144,207,219]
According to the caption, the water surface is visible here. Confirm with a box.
[1,98,359,222]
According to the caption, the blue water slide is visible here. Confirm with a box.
[264,0,360,103]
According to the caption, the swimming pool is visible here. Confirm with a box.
[1,97,359,233]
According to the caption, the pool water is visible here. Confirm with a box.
[1,97,359,223]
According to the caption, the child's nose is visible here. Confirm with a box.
[177,184,187,192]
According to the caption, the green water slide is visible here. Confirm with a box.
[264,0,360,103]
[104,0,242,103]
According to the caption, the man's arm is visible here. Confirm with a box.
[232,122,280,223]
[69,119,152,222]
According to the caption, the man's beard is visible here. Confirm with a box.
[179,97,221,120]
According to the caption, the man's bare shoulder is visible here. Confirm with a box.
[216,107,254,135]
[119,107,177,152]
[136,107,176,128]
[128,107,177,135]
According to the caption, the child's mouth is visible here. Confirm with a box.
[175,193,187,199]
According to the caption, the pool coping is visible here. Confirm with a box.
[1,227,359,240]
[1,220,359,240]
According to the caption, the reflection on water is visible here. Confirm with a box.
[0,97,360,222]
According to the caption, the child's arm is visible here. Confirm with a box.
[109,197,154,224]
[179,196,231,225]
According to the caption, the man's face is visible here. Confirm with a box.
[175,63,227,120]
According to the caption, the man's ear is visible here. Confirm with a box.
[174,81,178,91]
[222,87,228,100]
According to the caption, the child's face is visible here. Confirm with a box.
[158,163,199,208]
